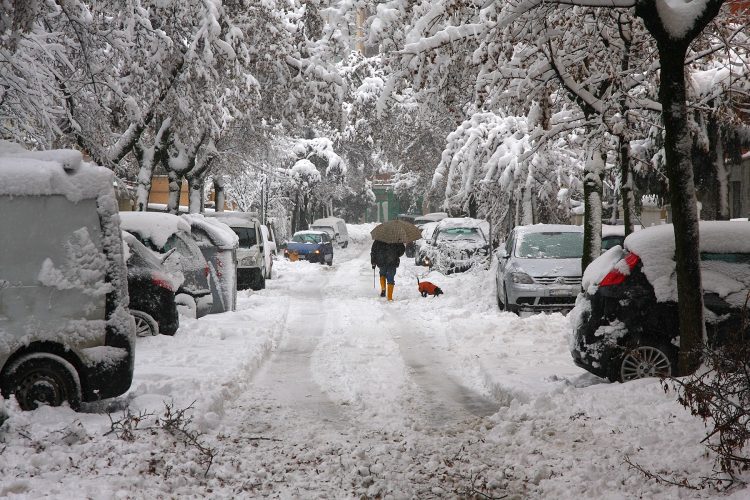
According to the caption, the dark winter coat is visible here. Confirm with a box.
[371,240,405,268]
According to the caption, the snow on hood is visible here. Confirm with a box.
[181,213,239,249]
[582,245,625,294]
[626,221,750,302]
[0,142,114,202]
[509,257,582,279]
[119,212,191,249]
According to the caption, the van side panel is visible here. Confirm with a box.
[0,196,107,355]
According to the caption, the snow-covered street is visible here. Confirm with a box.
[1,227,745,499]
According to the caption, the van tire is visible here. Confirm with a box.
[3,354,81,411]
[132,310,159,337]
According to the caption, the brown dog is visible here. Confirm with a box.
[417,277,443,297]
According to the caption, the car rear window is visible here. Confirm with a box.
[516,232,583,259]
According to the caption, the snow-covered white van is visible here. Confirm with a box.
[310,217,349,248]
[205,212,266,290]
[0,142,135,410]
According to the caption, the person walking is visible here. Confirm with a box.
[371,239,405,301]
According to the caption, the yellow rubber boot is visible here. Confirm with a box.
[387,284,394,301]
[380,276,386,297]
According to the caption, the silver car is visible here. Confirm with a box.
[495,224,583,313]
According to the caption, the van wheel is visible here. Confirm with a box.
[132,310,159,337]
[3,354,81,411]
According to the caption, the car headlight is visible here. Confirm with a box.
[511,272,534,284]
[240,256,257,266]
[314,249,320,254]
[422,256,432,266]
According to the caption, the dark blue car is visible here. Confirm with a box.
[284,230,334,265]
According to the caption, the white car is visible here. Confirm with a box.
[310,217,349,248]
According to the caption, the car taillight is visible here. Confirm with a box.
[151,272,175,292]
[205,264,210,278]
[599,252,640,287]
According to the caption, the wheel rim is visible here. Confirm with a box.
[17,370,67,409]
[134,314,153,337]
[620,346,671,381]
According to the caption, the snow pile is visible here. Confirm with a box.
[582,245,625,294]
[347,222,378,245]
[655,0,712,39]
[626,221,750,301]
[119,212,191,249]
[181,213,239,249]
[0,142,113,202]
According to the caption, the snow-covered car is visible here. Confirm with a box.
[601,224,626,253]
[496,224,583,313]
[181,214,239,314]
[123,231,180,337]
[284,230,334,265]
[421,218,491,273]
[413,212,449,226]
[572,222,750,382]
[0,142,135,410]
[414,221,440,265]
[407,213,449,257]
[310,217,349,248]
[205,212,267,290]
[119,212,213,318]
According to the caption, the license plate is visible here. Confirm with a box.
[549,288,572,296]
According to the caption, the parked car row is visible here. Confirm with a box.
[0,141,279,411]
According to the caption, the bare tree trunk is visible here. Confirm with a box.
[582,148,604,271]
[214,177,225,212]
[134,141,153,212]
[659,42,704,374]
[619,135,636,235]
[166,169,183,215]
[188,175,204,214]
[636,0,723,375]
[708,118,729,220]
[134,120,170,212]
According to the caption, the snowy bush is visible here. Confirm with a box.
[666,332,750,485]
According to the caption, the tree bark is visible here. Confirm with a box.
[188,175,204,214]
[166,169,183,215]
[214,177,226,212]
[636,0,724,375]
[619,135,636,235]
[582,148,604,272]
[658,40,704,374]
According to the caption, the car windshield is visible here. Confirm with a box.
[516,231,583,259]
[436,227,484,242]
[232,227,257,247]
[293,233,322,244]
[601,235,625,251]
